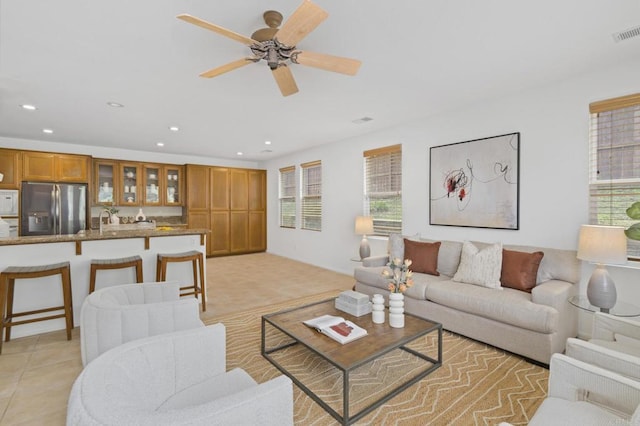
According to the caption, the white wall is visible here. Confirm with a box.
[260,59,640,335]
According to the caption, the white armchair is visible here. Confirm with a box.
[528,353,640,425]
[590,311,640,357]
[566,337,640,381]
[67,324,294,425]
[80,282,205,366]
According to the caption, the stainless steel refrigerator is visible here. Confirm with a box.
[21,182,88,236]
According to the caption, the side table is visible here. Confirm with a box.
[568,295,640,317]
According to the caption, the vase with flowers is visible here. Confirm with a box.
[382,258,414,328]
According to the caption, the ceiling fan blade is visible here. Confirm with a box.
[177,14,257,46]
[293,51,361,76]
[199,58,256,78]
[275,0,328,47]
[272,65,299,96]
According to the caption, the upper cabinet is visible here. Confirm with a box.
[164,165,184,206]
[94,159,118,205]
[120,163,141,206]
[93,159,184,207]
[22,152,90,182]
[0,149,21,189]
[143,164,161,206]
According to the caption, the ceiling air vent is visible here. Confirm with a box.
[352,117,373,124]
[612,25,640,43]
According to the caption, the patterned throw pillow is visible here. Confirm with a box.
[452,241,503,289]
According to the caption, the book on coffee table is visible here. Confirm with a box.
[303,314,367,344]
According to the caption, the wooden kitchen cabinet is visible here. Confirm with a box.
[0,149,21,189]
[142,164,161,206]
[120,163,141,206]
[22,151,90,182]
[186,165,266,257]
[164,165,184,206]
[94,159,118,205]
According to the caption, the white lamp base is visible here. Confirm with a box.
[586,264,617,313]
[359,236,370,260]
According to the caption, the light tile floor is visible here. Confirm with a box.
[0,253,354,425]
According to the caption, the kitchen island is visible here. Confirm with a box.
[0,227,208,339]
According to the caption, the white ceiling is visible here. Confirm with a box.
[1,0,639,161]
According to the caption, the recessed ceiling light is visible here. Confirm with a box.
[265,140,272,145]
[237,152,244,156]
[20,104,37,111]
[156,142,165,147]
[169,126,180,132]
[42,128,53,134]
[107,102,124,108]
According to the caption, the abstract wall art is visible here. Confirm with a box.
[429,132,520,229]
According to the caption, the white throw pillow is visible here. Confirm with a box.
[452,241,503,289]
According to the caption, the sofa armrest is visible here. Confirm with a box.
[566,337,640,380]
[185,374,293,426]
[547,353,640,418]
[363,255,389,267]
[531,280,576,310]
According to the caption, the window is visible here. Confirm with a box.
[589,93,640,258]
[279,166,296,228]
[301,160,322,231]
[364,144,402,235]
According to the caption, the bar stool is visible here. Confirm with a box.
[0,261,73,354]
[156,251,206,312]
[89,255,143,294]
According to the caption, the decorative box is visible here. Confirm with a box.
[335,290,372,317]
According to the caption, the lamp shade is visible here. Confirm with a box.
[577,225,627,264]
[355,216,374,235]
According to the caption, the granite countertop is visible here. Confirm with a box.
[0,227,209,247]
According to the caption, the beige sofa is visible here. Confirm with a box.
[353,235,581,365]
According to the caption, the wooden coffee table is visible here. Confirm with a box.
[262,298,442,425]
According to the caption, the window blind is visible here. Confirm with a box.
[588,93,640,258]
[364,144,402,235]
[279,166,296,228]
[301,160,322,231]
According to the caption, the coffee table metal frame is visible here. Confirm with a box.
[261,298,442,425]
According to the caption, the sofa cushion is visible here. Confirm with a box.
[353,265,448,300]
[503,244,580,285]
[388,233,420,261]
[426,280,558,333]
[453,241,503,289]
[404,239,440,276]
[501,249,544,292]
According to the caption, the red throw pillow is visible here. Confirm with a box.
[500,249,544,292]
[403,239,441,276]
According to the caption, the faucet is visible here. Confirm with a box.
[99,209,112,234]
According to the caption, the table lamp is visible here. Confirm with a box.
[355,216,374,260]
[577,225,627,313]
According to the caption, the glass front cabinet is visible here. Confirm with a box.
[120,163,141,205]
[143,165,161,206]
[164,165,183,206]
[94,160,118,205]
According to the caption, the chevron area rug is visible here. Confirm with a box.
[206,291,548,426]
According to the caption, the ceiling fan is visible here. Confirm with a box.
[177,0,361,96]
